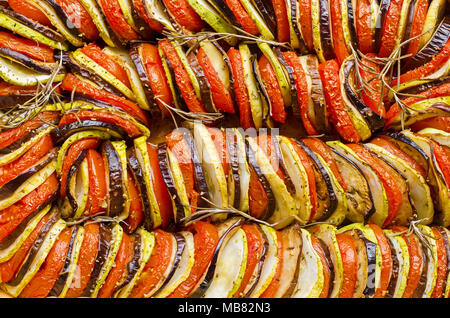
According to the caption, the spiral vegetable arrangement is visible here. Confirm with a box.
[0,0,448,299]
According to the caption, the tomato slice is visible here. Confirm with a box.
[310,234,331,298]
[432,140,450,186]
[248,166,269,219]
[168,221,219,298]
[411,116,450,133]
[260,231,284,297]
[19,227,73,298]
[224,0,259,35]
[60,74,150,126]
[378,0,404,57]
[348,144,402,227]
[129,229,175,298]
[0,212,52,283]
[431,227,448,298]
[98,232,133,298]
[258,55,286,123]
[330,0,350,64]
[159,40,206,113]
[298,0,314,51]
[271,0,290,43]
[359,53,386,117]
[282,51,319,135]
[404,0,429,58]
[0,112,60,152]
[367,223,392,298]
[59,138,101,198]
[65,223,100,298]
[80,43,131,88]
[197,47,235,114]
[336,233,358,298]
[208,128,230,177]
[58,110,143,138]
[131,0,163,33]
[233,224,265,298]
[0,174,58,242]
[162,0,204,32]
[55,0,99,41]
[0,31,54,62]
[302,137,347,191]
[0,134,53,187]
[227,47,254,129]
[318,59,361,143]
[370,136,426,178]
[355,0,374,54]
[85,149,107,216]
[147,144,173,228]
[97,0,140,41]
[7,0,52,26]
[140,43,173,117]
[122,170,144,233]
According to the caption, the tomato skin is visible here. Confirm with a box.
[140,43,173,117]
[97,0,140,41]
[336,233,357,298]
[65,223,100,298]
[59,138,101,199]
[298,0,314,51]
[330,0,350,64]
[122,171,144,234]
[159,40,206,113]
[411,116,450,133]
[98,232,133,298]
[60,74,150,126]
[431,228,448,298]
[224,0,259,35]
[248,166,269,219]
[8,0,52,26]
[282,51,319,135]
[168,221,219,298]
[0,174,58,243]
[208,128,230,177]
[0,31,54,62]
[80,43,131,88]
[85,149,107,216]
[162,0,204,32]
[318,59,361,143]
[129,229,174,298]
[368,223,392,298]
[258,55,286,124]
[54,0,99,40]
[0,134,53,187]
[260,231,284,298]
[359,53,386,117]
[19,227,73,298]
[432,140,450,186]
[131,0,163,33]
[310,235,331,298]
[355,0,374,54]
[197,47,235,114]
[271,0,290,43]
[378,0,404,57]
[227,48,254,129]
[405,0,429,58]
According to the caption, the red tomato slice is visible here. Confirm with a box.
[123,171,144,233]
[359,53,386,117]
[298,0,314,51]
[336,233,358,298]
[197,47,235,114]
[60,74,150,126]
[368,223,392,298]
[225,0,259,35]
[431,227,448,298]
[208,128,230,177]
[65,223,100,298]
[0,212,52,283]
[355,0,374,54]
[168,221,219,298]
[59,138,101,198]
[0,31,54,62]
[310,234,331,298]
[80,43,131,88]
[378,0,404,57]
[258,55,286,123]
[8,0,52,26]
[227,47,254,129]
[98,232,133,298]
[59,110,143,138]
[348,144,402,227]
[0,134,53,187]
[159,40,206,113]
[260,231,284,298]
[0,81,37,95]
[0,174,58,242]
[140,43,173,117]
[55,0,99,40]
[19,227,73,298]
[97,0,140,41]
[319,59,361,142]
[432,140,450,186]
[271,0,290,43]
[330,0,350,64]
[405,0,429,58]
[411,116,450,133]
[131,0,163,33]
[85,149,107,216]
[162,0,204,32]
[282,51,319,135]
[129,229,175,298]
[248,166,269,219]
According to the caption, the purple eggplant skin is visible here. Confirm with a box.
[52,120,127,144]
[318,0,336,61]
[186,51,216,113]
[385,236,401,298]
[306,55,328,134]
[402,16,450,73]
[6,210,60,285]
[342,59,386,132]
[101,141,125,218]
[374,0,391,53]
[275,48,300,118]
[0,122,56,155]
[0,47,62,74]
[208,0,241,27]
[358,231,377,298]
[127,147,154,231]
[288,0,309,54]
[0,93,35,109]
[189,218,244,298]
[225,130,241,209]
[400,0,419,56]
[82,223,113,297]
[254,0,277,36]
[0,148,58,201]
[65,148,88,215]
[345,0,360,51]
[129,2,154,39]
[398,77,450,98]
